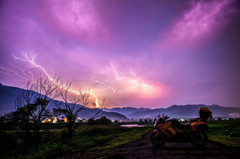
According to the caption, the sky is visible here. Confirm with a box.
[0,0,240,108]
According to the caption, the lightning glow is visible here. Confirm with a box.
[91,63,157,97]
[107,63,156,96]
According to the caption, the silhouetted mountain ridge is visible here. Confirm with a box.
[1,84,240,120]
[115,104,240,119]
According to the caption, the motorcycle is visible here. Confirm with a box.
[151,107,212,148]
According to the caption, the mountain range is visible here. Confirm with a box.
[104,104,240,119]
[1,83,240,120]
[0,83,128,121]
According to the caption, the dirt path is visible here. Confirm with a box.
[103,131,240,159]
[59,131,240,159]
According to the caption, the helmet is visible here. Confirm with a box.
[199,107,212,119]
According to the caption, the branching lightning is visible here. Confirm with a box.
[92,63,154,96]
[12,52,53,81]
[1,52,157,108]
[0,66,34,81]
[110,63,153,91]
[1,52,101,108]
[110,62,121,80]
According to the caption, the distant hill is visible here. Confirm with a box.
[0,83,25,113]
[103,107,150,117]
[1,83,240,120]
[0,83,128,121]
[74,108,128,121]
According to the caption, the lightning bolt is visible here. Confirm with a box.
[12,52,53,81]
[110,62,121,80]
[89,89,99,108]
[1,52,157,108]
[90,62,121,94]
[93,80,116,93]
[10,52,101,108]
[110,63,153,91]
[68,88,99,108]
[0,66,34,81]
[91,63,154,97]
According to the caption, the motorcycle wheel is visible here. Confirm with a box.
[190,132,208,148]
[151,130,166,147]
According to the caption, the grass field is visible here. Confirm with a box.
[1,125,151,159]
[208,120,240,147]
[1,120,240,159]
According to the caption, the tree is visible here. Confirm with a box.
[87,118,96,125]
[54,83,105,139]
[54,83,90,139]
[14,76,62,149]
[96,116,111,124]
[16,76,62,127]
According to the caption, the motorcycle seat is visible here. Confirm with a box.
[167,119,188,130]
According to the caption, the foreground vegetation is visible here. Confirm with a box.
[1,118,240,159]
[208,120,240,147]
[0,124,151,159]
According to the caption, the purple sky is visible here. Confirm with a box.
[0,0,240,108]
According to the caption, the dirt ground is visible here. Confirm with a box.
[104,131,240,159]
[60,131,240,159]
